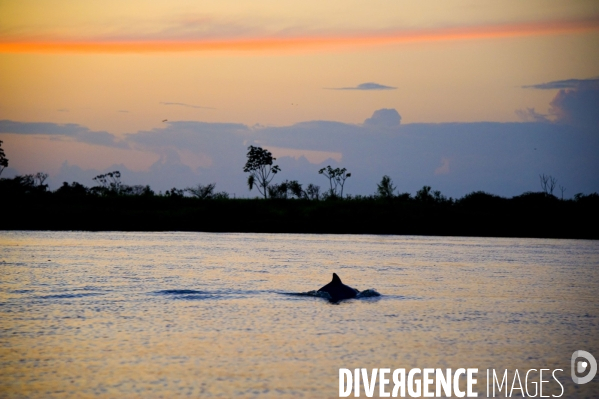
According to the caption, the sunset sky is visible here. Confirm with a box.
[1,0,598,197]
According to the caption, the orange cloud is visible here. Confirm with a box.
[1,18,597,54]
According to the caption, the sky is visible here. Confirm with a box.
[1,0,598,198]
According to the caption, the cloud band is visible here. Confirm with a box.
[1,18,597,54]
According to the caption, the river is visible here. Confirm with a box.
[1,232,598,398]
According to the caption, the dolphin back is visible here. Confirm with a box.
[317,273,359,302]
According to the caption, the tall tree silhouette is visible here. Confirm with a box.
[243,145,280,199]
[93,171,122,195]
[376,175,396,199]
[318,165,351,198]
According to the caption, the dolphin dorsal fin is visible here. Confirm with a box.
[332,273,342,284]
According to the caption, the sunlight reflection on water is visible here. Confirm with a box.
[0,232,598,398]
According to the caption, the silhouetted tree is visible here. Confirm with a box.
[415,185,449,204]
[305,184,321,200]
[12,175,34,193]
[415,185,433,202]
[268,182,288,199]
[244,145,280,199]
[186,183,216,199]
[287,180,303,199]
[55,181,89,197]
[432,190,450,203]
[559,185,566,200]
[539,174,557,196]
[93,171,122,194]
[318,165,351,198]
[0,140,8,176]
[376,175,396,199]
[165,188,185,198]
[122,185,154,196]
[34,172,48,187]
[268,180,304,199]
[0,174,49,195]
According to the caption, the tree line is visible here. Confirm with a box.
[3,141,597,237]
[1,142,597,206]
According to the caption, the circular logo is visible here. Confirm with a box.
[571,350,597,384]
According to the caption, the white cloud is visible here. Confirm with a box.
[515,108,549,123]
[364,109,402,127]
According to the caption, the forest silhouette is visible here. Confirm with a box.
[1,144,597,238]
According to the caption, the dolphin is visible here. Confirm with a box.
[318,273,359,302]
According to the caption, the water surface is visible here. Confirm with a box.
[1,232,598,398]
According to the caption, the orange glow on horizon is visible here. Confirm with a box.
[1,18,598,54]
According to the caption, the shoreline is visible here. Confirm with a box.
[4,195,598,239]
